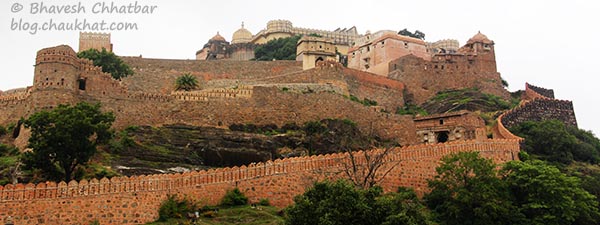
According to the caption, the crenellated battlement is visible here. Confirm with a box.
[0,139,520,225]
[172,86,253,101]
[0,87,31,104]
[494,83,577,139]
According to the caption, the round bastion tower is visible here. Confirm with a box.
[31,45,82,110]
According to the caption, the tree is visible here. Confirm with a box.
[398,29,426,40]
[77,48,134,80]
[509,120,600,164]
[254,35,301,61]
[175,73,199,91]
[342,146,398,189]
[502,160,600,225]
[23,102,115,181]
[424,152,519,225]
[285,180,431,225]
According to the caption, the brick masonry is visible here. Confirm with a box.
[0,139,521,225]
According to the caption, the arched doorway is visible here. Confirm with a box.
[436,131,449,143]
[315,57,324,64]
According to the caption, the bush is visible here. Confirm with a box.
[158,195,198,221]
[220,188,248,206]
[0,125,6,136]
[258,198,270,206]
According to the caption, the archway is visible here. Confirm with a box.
[436,131,449,143]
[315,57,324,64]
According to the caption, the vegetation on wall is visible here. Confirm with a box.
[422,88,512,114]
[254,35,302,61]
[77,48,134,80]
[174,73,199,91]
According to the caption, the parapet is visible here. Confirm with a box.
[36,45,79,66]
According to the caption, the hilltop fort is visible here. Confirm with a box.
[0,21,579,224]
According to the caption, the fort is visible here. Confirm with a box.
[0,26,580,224]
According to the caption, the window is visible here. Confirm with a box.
[439,119,444,125]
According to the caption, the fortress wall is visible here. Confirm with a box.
[252,62,406,110]
[107,87,416,144]
[501,98,578,128]
[0,139,521,225]
[120,58,302,93]
[525,83,554,99]
[388,55,509,104]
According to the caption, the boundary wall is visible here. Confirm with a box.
[0,139,520,225]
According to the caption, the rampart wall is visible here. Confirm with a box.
[388,54,509,104]
[0,139,521,225]
[500,98,577,128]
[493,83,577,139]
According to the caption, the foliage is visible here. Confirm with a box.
[398,28,426,40]
[22,102,115,181]
[158,195,198,221]
[175,73,199,91]
[0,125,7,136]
[423,88,511,113]
[509,120,600,164]
[258,198,271,206]
[254,35,301,61]
[424,151,519,225]
[146,205,285,225]
[285,180,431,225]
[502,160,600,225]
[349,95,378,106]
[396,104,429,116]
[501,78,509,88]
[77,48,133,80]
[221,188,249,206]
[0,144,20,185]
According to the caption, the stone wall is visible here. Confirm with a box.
[388,54,509,104]
[0,139,521,225]
[501,98,578,128]
[493,83,577,139]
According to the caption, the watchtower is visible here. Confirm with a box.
[79,32,113,52]
[296,36,337,70]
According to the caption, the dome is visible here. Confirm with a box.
[210,32,226,42]
[232,22,253,44]
[467,31,493,44]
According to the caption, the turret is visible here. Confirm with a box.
[31,45,81,109]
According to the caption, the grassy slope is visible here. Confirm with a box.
[145,205,284,225]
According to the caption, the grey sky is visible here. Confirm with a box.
[1,0,598,135]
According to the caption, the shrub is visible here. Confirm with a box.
[220,188,248,206]
[258,198,270,206]
[158,195,198,221]
[0,125,6,136]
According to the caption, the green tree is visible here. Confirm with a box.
[285,180,431,225]
[175,73,199,91]
[23,102,115,181]
[502,160,600,225]
[509,120,600,164]
[424,152,519,225]
[254,35,301,61]
[77,48,134,80]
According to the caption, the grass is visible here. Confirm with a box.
[145,205,285,225]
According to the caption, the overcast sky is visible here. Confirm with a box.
[1,0,598,135]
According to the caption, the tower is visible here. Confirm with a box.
[464,31,496,72]
[79,32,113,52]
[31,45,82,109]
[296,36,337,70]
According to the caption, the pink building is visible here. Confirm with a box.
[348,30,430,76]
